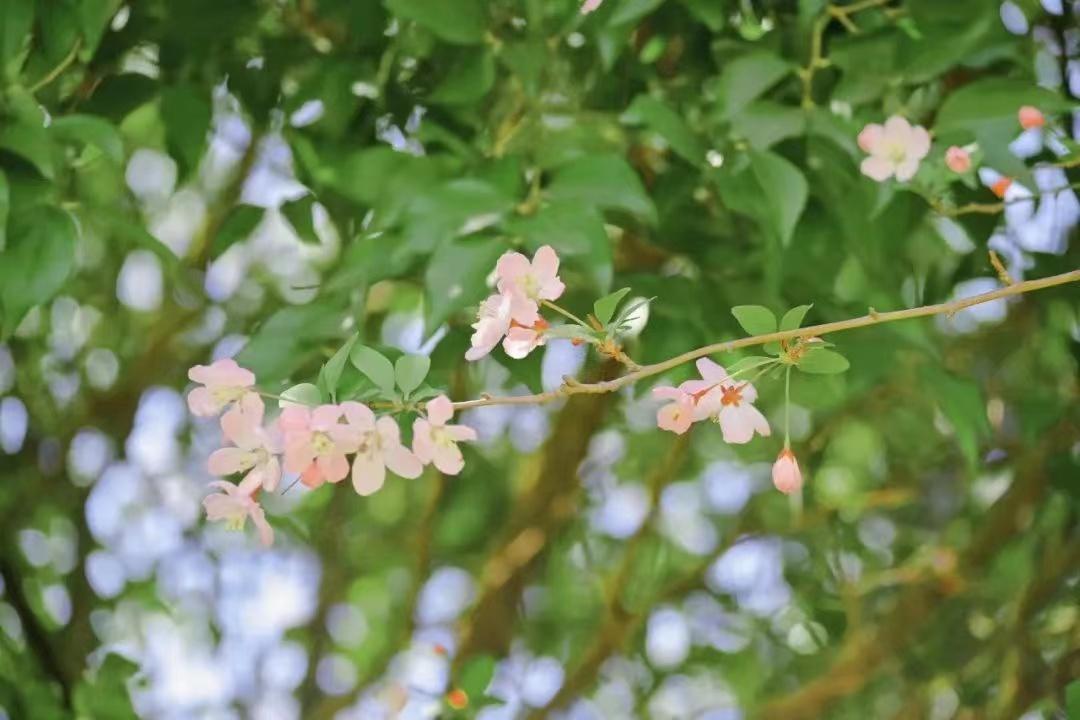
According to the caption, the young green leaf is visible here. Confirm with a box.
[395,354,431,396]
[279,383,322,408]
[779,304,813,332]
[731,305,777,336]
[350,345,396,394]
[594,287,631,326]
[318,333,358,401]
[797,348,850,374]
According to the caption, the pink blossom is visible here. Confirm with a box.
[503,318,549,359]
[186,358,256,416]
[1018,105,1044,130]
[691,358,770,444]
[203,481,274,546]
[772,448,803,495]
[208,394,283,493]
[279,404,359,489]
[341,402,423,496]
[496,245,565,319]
[945,146,971,174]
[653,385,697,435]
[858,116,931,183]
[581,0,603,13]
[413,395,477,475]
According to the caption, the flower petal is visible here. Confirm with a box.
[341,401,376,430]
[385,444,423,479]
[318,453,350,483]
[432,442,465,475]
[446,423,478,442]
[187,387,220,417]
[208,447,254,476]
[860,156,893,182]
[352,450,387,496]
[412,419,434,464]
[695,358,728,383]
[426,395,454,426]
[857,123,883,153]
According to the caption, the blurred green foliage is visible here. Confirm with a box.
[0,0,1078,718]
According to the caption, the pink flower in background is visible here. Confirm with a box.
[503,318,549,359]
[1018,105,1044,130]
[341,402,423,496]
[496,245,565,319]
[945,146,971,174]
[857,116,931,182]
[186,358,256,416]
[581,0,603,13]
[209,394,283,493]
[772,448,803,495]
[279,404,359,488]
[653,385,697,434]
[691,358,770,444]
[413,395,477,475]
[203,481,274,546]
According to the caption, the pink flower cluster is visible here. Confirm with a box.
[466,246,565,362]
[187,359,476,546]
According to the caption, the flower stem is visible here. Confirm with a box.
[541,300,592,329]
[784,365,792,449]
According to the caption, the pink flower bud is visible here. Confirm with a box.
[581,0,603,13]
[772,448,803,495]
[945,146,971,174]
[1018,106,1044,130]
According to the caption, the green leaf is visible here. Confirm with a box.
[730,100,806,150]
[607,0,665,26]
[921,367,990,470]
[0,120,55,179]
[594,287,631,326]
[731,305,777,336]
[73,652,138,720]
[506,201,612,292]
[0,170,8,252]
[401,179,515,255]
[0,0,33,76]
[934,78,1072,136]
[748,150,808,246]
[318,334,359,402]
[279,383,323,408]
[350,345,396,395]
[236,302,345,383]
[623,94,704,164]
[0,207,77,337]
[547,154,656,224]
[1066,680,1080,720]
[711,50,792,119]
[77,0,122,59]
[429,48,495,104]
[798,348,850,374]
[280,194,320,244]
[211,205,264,259]
[50,115,125,163]
[161,84,212,177]
[779,304,813,332]
[395,354,431,396]
[458,654,497,701]
[385,0,487,44]
[424,235,504,329]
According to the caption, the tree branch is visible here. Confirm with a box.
[448,269,1080,411]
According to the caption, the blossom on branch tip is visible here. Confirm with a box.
[466,293,515,361]
[203,481,274,546]
[691,359,770,444]
[413,395,477,475]
[496,245,565,312]
[209,393,283,493]
[341,402,423,496]
[945,146,971,174]
[1018,106,1044,130]
[772,448,803,495]
[186,358,256,416]
[857,116,931,183]
[279,404,358,488]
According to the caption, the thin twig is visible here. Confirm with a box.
[29,39,83,94]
